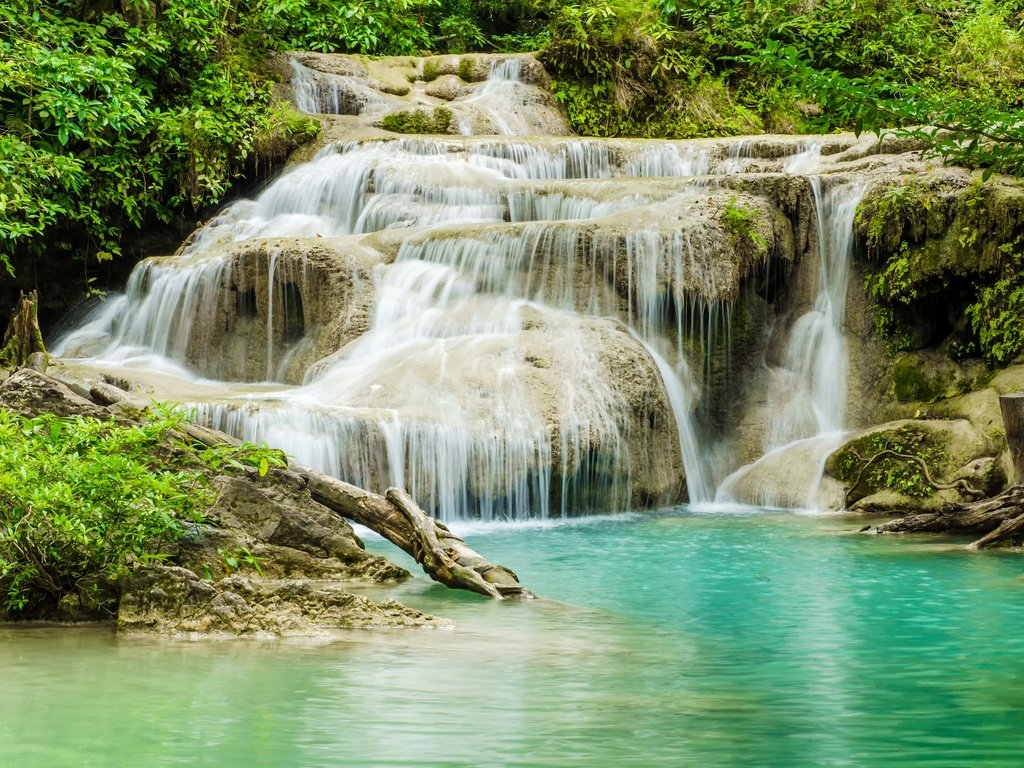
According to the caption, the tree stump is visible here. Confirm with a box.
[1,291,46,369]
[999,394,1024,485]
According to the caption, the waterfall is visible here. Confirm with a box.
[290,59,390,116]
[54,123,753,519]
[715,152,864,510]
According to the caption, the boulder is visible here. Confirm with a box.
[178,471,410,584]
[0,368,109,419]
[825,418,998,512]
[117,565,446,636]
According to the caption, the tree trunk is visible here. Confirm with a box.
[999,394,1024,485]
[300,470,531,598]
[1,291,46,368]
[863,485,1024,549]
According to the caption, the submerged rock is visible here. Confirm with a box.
[118,565,446,636]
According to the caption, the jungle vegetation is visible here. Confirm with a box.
[2,0,1023,342]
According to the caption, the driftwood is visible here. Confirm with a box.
[864,485,1024,549]
[1,291,46,368]
[90,382,531,598]
[302,470,530,598]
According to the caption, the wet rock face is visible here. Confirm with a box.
[181,471,410,584]
[288,51,570,138]
[118,565,446,635]
[164,238,377,385]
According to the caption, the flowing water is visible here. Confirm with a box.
[3,511,1023,767]
[53,94,735,520]
[716,147,865,510]
[23,53,1024,768]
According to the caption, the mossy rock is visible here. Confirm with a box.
[856,173,1024,362]
[379,107,454,135]
[886,352,986,403]
[825,419,990,504]
[253,102,321,164]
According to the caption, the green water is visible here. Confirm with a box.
[2,510,1023,767]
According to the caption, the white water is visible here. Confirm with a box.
[716,147,864,510]
[291,59,392,117]
[54,54,872,519]
[55,123,758,518]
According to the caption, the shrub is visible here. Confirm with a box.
[0,411,208,616]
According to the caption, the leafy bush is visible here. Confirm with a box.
[0,411,208,615]
[967,247,1024,365]
[0,1,278,282]
[0,405,292,616]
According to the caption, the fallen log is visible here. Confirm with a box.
[301,470,530,598]
[863,485,1024,549]
[89,382,532,598]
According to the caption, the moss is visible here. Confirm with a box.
[857,174,1024,364]
[253,102,321,163]
[550,73,762,140]
[891,356,949,402]
[721,195,769,257]
[380,107,453,134]
[422,61,440,81]
[827,425,949,502]
[457,57,476,82]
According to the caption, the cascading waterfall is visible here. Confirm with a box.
[291,58,390,116]
[715,148,865,510]
[55,110,738,518]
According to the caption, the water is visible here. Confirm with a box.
[54,132,735,520]
[3,511,1023,767]
[717,148,865,510]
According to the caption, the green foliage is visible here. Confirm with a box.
[0,410,208,615]
[541,0,761,137]
[0,404,294,615]
[857,175,1024,365]
[218,546,265,575]
[831,426,946,501]
[380,108,453,134]
[856,182,937,257]
[966,246,1024,365]
[197,440,289,478]
[0,0,283,283]
[721,196,768,254]
[753,40,1024,178]
[252,0,437,54]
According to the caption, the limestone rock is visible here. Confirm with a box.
[0,368,109,419]
[118,565,446,636]
[424,74,470,101]
[180,471,409,583]
[826,418,997,511]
